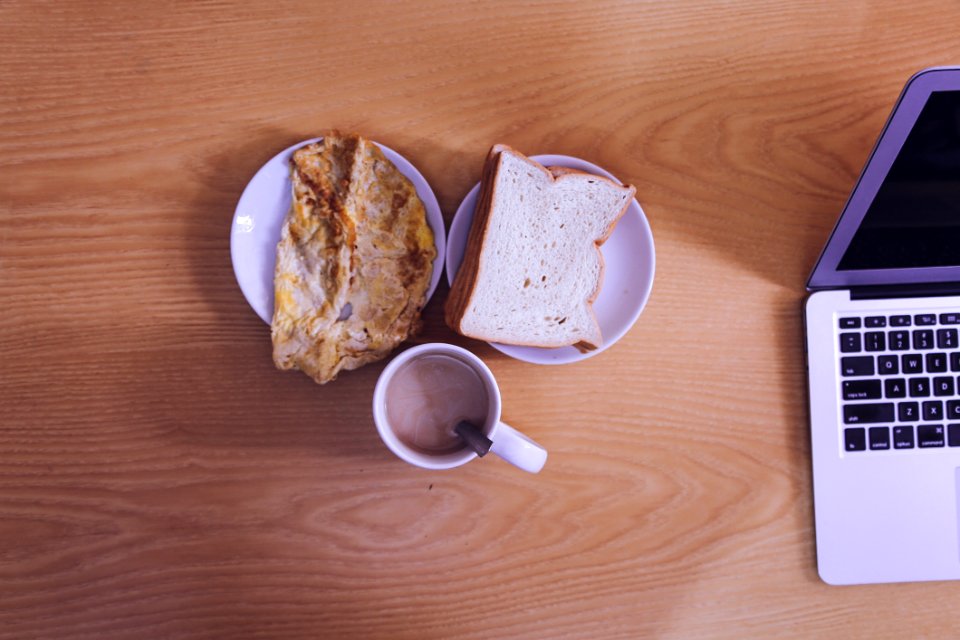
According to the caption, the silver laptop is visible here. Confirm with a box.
[806,66,960,585]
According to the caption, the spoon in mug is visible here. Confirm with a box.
[455,421,492,457]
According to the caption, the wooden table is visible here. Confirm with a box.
[4,1,960,637]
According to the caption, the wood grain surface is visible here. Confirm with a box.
[3,1,960,638]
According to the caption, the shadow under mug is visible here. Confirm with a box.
[372,343,547,473]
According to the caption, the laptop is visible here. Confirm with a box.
[806,66,960,585]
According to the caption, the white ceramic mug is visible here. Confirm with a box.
[372,343,547,473]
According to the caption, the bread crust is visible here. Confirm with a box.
[445,146,635,351]
[444,144,504,329]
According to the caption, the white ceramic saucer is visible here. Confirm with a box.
[445,154,655,365]
[230,137,446,324]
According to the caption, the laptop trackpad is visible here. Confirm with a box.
[955,468,960,562]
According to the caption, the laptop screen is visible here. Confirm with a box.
[838,90,960,270]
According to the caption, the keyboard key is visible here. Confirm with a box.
[842,380,881,400]
[877,355,899,375]
[869,426,890,450]
[902,354,923,373]
[889,331,910,350]
[909,377,931,397]
[927,353,948,373]
[891,315,912,327]
[885,378,906,398]
[923,401,944,420]
[840,333,862,353]
[948,400,960,420]
[915,314,937,326]
[843,403,894,424]
[949,424,960,446]
[938,328,958,349]
[865,331,886,352]
[893,426,915,448]
[918,424,945,448]
[913,330,934,349]
[841,356,874,377]
[940,313,960,325]
[865,316,887,328]
[844,427,867,451]
[899,402,919,422]
[951,353,960,372]
[934,376,955,397]
[839,317,861,329]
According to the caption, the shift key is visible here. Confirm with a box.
[843,402,895,424]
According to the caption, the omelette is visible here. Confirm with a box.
[271,133,436,384]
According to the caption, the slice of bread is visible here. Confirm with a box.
[445,145,635,351]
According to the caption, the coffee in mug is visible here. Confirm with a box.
[385,354,489,455]
[373,343,547,472]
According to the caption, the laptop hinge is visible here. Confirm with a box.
[850,282,960,300]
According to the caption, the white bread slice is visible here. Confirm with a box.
[445,145,635,351]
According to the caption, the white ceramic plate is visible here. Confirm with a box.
[446,154,655,365]
[230,137,446,324]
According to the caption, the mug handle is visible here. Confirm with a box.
[489,422,548,473]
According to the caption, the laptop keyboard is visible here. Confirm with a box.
[839,312,960,452]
